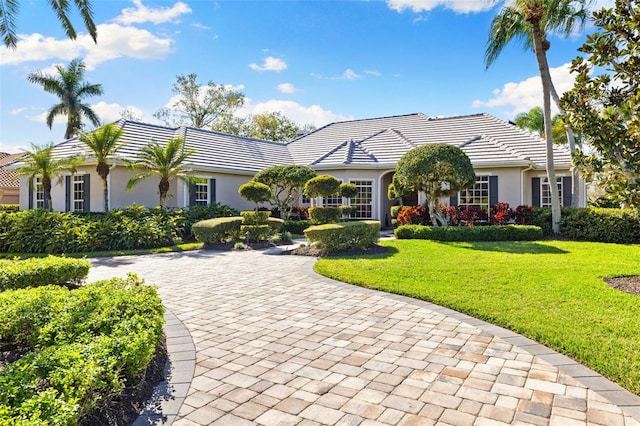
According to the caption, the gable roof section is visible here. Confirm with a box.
[0,152,24,188]
[287,113,573,168]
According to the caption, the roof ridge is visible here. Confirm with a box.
[387,128,417,149]
[353,139,378,163]
[311,140,348,165]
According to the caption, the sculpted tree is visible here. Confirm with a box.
[27,58,103,140]
[393,144,476,226]
[238,181,272,211]
[252,165,316,219]
[1,0,97,48]
[562,0,640,207]
[154,73,245,129]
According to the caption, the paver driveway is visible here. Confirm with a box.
[88,249,640,425]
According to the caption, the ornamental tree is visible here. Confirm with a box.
[252,164,316,219]
[561,1,640,207]
[304,175,341,202]
[238,181,272,211]
[392,144,476,226]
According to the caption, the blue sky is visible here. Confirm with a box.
[0,0,610,153]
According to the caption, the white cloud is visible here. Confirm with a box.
[1,23,174,68]
[472,63,576,116]
[337,69,361,80]
[238,99,351,127]
[249,56,288,72]
[114,0,192,25]
[91,101,144,123]
[364,70,381,77]
[277,83,300,94]
[386,0,495,14]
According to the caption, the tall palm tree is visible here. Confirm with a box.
[515,106,566,142]
[486,0,590,232]
[1,0,97,48]
[79,123,126,212]
[126,137,196,209]
[27,58,103,140]
[17,143,82,211]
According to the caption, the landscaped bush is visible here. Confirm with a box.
[282,219,311,234]
[240,224,271,242]
[266,217,284,233]
[304,220,380,253]
[192,217,243,244]
[240,210,271,225]
[397,205,431,226]
[395,224,543,241]
[390,205,403,219]
[0,256,90,291]
[309,206,342,224]
[0,274,164,425]
[0,204,19,213]
[560,208,640,243]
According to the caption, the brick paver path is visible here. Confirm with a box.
[88,249,640,425]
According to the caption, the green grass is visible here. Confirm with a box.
[315,239,640,395]
[0,242,204,259]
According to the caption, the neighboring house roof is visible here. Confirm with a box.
[14,113,572,174]
[287,113,572,169]
[0,152,23,187]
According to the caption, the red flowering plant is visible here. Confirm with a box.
[396,205,431,225]
[513,205,533,225]
[490,202,514,225]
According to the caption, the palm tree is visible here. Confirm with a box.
[1,0,97,48]
[17,143,82,211]
[27,58,104,140]
[486,0,590,232]
[126,137,196,209]
[79,123,126,212]
[514,106,566,142]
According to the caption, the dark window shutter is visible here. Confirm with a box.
[83,174,90,211]
[188,182,196,206]
[449,193,458,207]
[489,176,499,208]
[65,176,71,212]
[28,179,33,209]
[562,176,572,207]
[210,179,216,204]
[532,177,541,207]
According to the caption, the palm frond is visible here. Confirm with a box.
[73,0,97,43]
[0,0,20,48]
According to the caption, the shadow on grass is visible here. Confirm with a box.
[326,245,400,260]
[440,241,570,255]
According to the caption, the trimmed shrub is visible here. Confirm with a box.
[390,205,403,219]
[266,217,284,233]
[309,206,341,224]
[0,275,164,425]
[0,204,19,213]
[397,205,431,226]
[304,220,381,253]
[560,208,640,243]
[282,219,311,234]
[395,224,543,241]
[339,205,357,218]
[240,210,271,225]
[0,256,90,291]
[304,175,341,198]
[192,217,243,244]
[241,225,271,242]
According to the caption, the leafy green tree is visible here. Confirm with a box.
[79,123,126,212]
[562,0,640,208]
[392,144,476,226]
[514,106,568,144]
[238,181,272,211]
[126,137,195,209]
[486,0,591,230]
[212,111,315,142]
[154,73,245,129]
[304,175,341,203]
[1,0,97,48]
[252,165,316,219]
[27,58,103,140]
[17,143,82,211]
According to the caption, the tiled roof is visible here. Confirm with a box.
[14,113,573,175]
[0,152,24,188]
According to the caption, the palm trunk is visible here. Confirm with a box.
[159,178,170,209]
[42,176,53,211]
[97,163,110,212]
[550,83,580,208]
[529,3,561,234]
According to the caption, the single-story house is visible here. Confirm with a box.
[10,112,584,220]
[0,152,23,205]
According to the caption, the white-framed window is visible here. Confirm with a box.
[35,177,44,209]
[301,194,311,205]
[323,194,343,207]
[195,181,209,206]
[349,180,373,219]
[541,177,563,207]
[72,175,85,211]
[458,176,490,210]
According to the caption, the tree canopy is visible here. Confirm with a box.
[392,144,476,226]
[561,0,640,208]
[238,181,272,211]
[252,165,316,218]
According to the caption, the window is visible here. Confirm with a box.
[72,175,85,211]
[194,182,209,206]
[458,176,489,210]
[323,194,342,207]
[541,177,563,207]
[349,180,373,219]
[35,177,44,209]
[301,194,311,205]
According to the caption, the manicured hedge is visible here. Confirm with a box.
[0,204,19,213]
[560,208,640,244]
[282,220,311,234]
[0,256,90,291]
[309,206,341,224]
[0,275,165,425]
[192,217,243,244]
[304,220,381,253]
[395,224,543,241]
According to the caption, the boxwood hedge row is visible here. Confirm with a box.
[304,220,381,253]
[395,224,543,241]
[0,256,90,291]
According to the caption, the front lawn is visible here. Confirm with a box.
[315,239,640,395]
